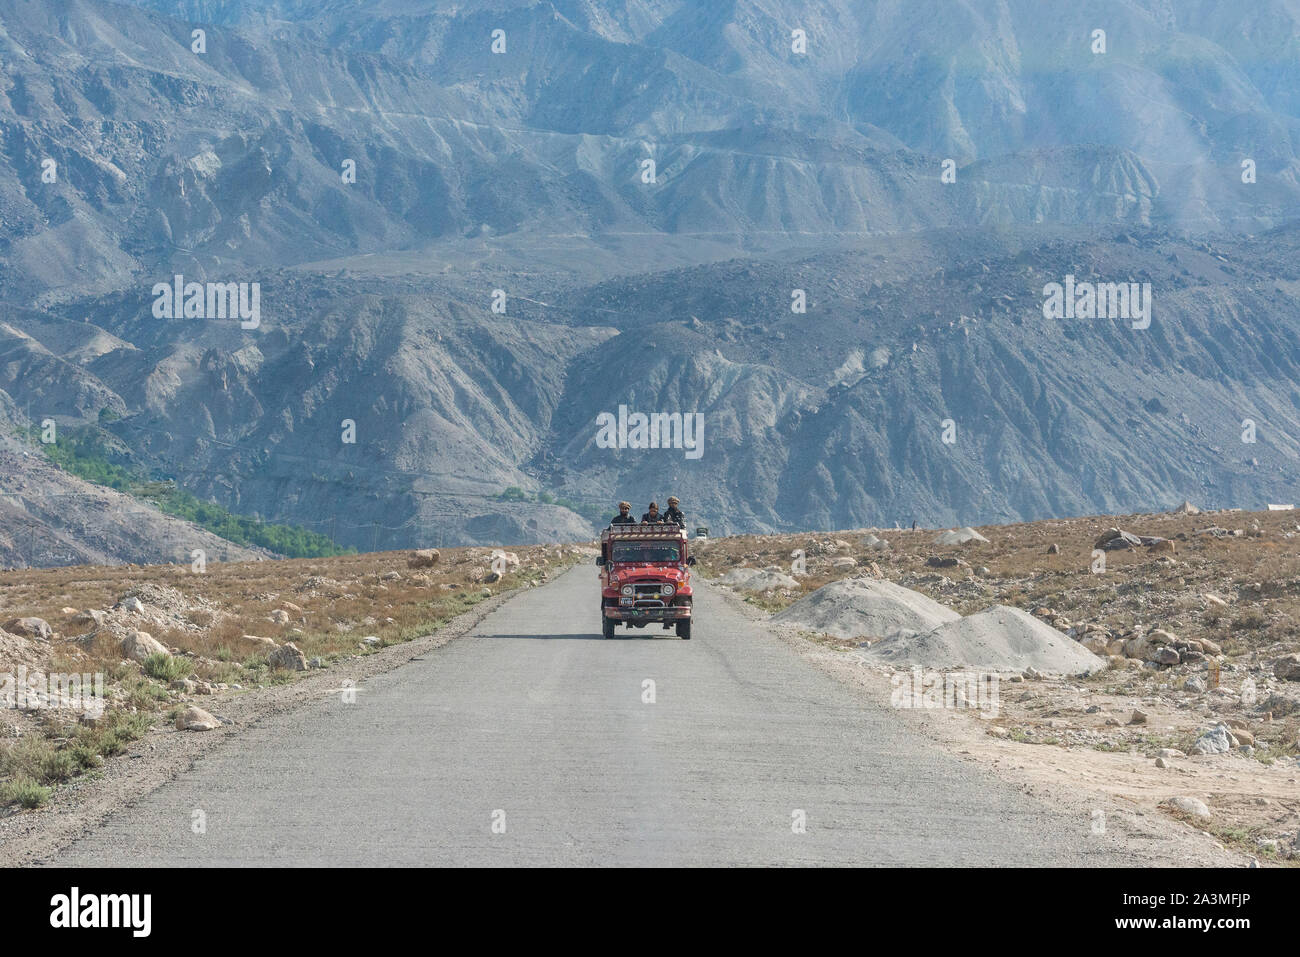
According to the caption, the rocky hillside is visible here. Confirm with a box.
[0,432,267,567]
[6,0,1300,304]
[4,0,1300,554]
[6,222,1300,548]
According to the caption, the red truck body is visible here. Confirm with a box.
[596,525,695,639]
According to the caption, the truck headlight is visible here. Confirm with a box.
[621,585,634,596]
[660,584,675,596]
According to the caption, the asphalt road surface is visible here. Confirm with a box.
[55,566,1145,866]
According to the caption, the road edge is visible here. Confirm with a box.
[0,581,537,867]
[702,577,1248,867]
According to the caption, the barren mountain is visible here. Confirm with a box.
[0,431,266,566]
[4,0,1300,554]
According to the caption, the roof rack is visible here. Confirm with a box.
[602,525,686,538]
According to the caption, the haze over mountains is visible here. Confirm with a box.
[3,0,1300,559]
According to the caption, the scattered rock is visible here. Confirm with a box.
[1168,796,1211,820]
[1260,692,1300,716]
[3,617,52,640]
[1128,710,1148,725]
[1081,634,1110,655]
[408,549,440,569]
[1148,539,1176,554]
[118,596,145,614]
[269,609,291,624]
[1046,543,1060,554]
[175,706,220,731]
[831,556,858,570]
[238,634,279,651]
[1124,633,1153,659]
[268,642,308,671]
[1151,647,1181,666]
[1095,528,1143,550]
[1185,675,1206,693]
[121,630,169,662]
[1274,654,1300,681]
[932,527,989,545]
[1170,501,1201,515]
[1192,724,1234,755]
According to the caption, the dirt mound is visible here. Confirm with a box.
[122,582,200,616]
[773,577,959,640]
[862,605,1104,675]
[0,627,46,670]
[100,581,227,640]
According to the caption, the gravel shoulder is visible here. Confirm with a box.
[0,583,526,867]
[715,587,1251,866]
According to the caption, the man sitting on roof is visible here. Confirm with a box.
[662,496,685,527]
[610,501,636,525]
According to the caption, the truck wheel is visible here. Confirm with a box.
[676,620,691,640]
[603,618,616,640]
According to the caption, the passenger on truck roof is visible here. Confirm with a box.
[641,502,662,524]
[610,501,636,525]
[662,496,685,527]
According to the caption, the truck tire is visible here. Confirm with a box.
[603,617,616,640]
[676,620,691,640]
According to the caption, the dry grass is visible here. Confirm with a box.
[0,544,582,809]
[693,507,1300,662]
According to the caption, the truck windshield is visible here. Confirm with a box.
[611,541,681,563]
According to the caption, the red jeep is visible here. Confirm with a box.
[596,525,696,639]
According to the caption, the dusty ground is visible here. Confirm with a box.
[0,579,544,865]
[694,507,1300,865]
[0,545,583,812]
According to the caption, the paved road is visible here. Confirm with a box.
[55,566,1142,865]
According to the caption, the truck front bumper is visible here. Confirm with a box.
[604,604,692,622]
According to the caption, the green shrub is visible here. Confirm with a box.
[142,652,190,682]
[1,778,51,809]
